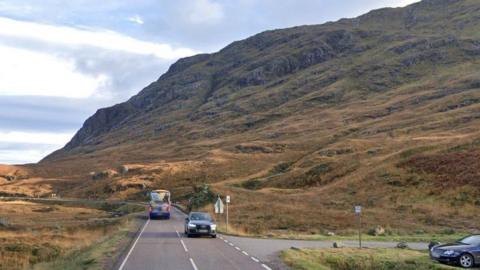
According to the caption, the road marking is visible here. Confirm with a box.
[251,256,259,263]
[219,236,223,239]
[261,264,272,270]
[180,239,188,252]
[118,218,150,270]
[224,239,228,243]
[175,230,181,238]
[242,251,249,256]
[235,246,241,251]
[229,242,234,246]
[189,258,198,270]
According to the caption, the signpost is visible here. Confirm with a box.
[355,205,362,248]
[226,195,230,234]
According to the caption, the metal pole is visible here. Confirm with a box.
[226,201,229,234]
[358,214,362,248]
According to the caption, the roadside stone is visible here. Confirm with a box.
[333,241,344,248]
[327,231,335,236]
[397,242,408,249]
[290,246,301,251]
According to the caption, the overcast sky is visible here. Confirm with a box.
[0,0,418,164]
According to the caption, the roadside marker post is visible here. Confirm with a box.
[355,205,362,248]
[226,195,230,234]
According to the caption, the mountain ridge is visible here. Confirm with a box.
[20,0,480,234]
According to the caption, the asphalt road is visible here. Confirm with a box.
[117,207,437,270]
[118,208,270,270]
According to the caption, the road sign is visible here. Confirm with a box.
[215,197,224,214]
[226,195,230,203]
[355,205,361,215]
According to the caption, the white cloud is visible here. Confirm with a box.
[0,148,53,164]
[0,45,109,98]
[187,0,224,24]
[0,131,73,145]
[0,16,197,59]
[128,15,144,25]
[0,131,73,164]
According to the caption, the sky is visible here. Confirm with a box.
[0,0,419,164]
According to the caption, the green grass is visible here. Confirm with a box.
[271,232,469,243]
[281,248,458,270]
[33,214,143,270]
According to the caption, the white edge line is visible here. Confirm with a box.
[118,219,150,270]
[251,256,259,262]
[190,258,199,270]
[242,251,249,256]
[180,239,188,252]
[261,264,272,270]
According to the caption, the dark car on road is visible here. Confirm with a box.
[184,212,217,238]
[430,234,480,268]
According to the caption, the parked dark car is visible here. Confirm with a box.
[184,212,216,238]
[430,234,480,268]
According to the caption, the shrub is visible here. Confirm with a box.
[187,184,215,211]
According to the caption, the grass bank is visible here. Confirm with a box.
[281,248,458,270]
[33,214,144,270]
[0,199,145,270]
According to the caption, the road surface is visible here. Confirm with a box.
[117,207,271,270]
[117,207,434,270]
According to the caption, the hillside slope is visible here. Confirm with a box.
[15,0,480,234]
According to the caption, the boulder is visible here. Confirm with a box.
[333,241,344,248]
[374,226,385,236]
[91,170,118,180]
[397,242,408,249]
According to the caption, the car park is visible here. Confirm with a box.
[184,212,217,238]
[430,234,480,268]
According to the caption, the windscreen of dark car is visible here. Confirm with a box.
[458,235,480,246]
[190,213,212,221]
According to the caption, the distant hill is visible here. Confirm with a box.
[25,0,480,233]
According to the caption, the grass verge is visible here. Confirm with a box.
[281,248,458,270]
[33,213,144,270]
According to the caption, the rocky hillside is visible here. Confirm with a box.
[23,0,480,234]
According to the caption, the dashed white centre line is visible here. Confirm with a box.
[251,256,260,263]
[224,239,228,243]
[242,251,249,256]
[180,239,188,252]
[235,246,241,251]
[189,258,199,270]
[229,242,234,246]
[261,264,272,270]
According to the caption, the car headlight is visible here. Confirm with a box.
[443,250,458,256]
[188,223,196,228]
[210,224,216,230]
